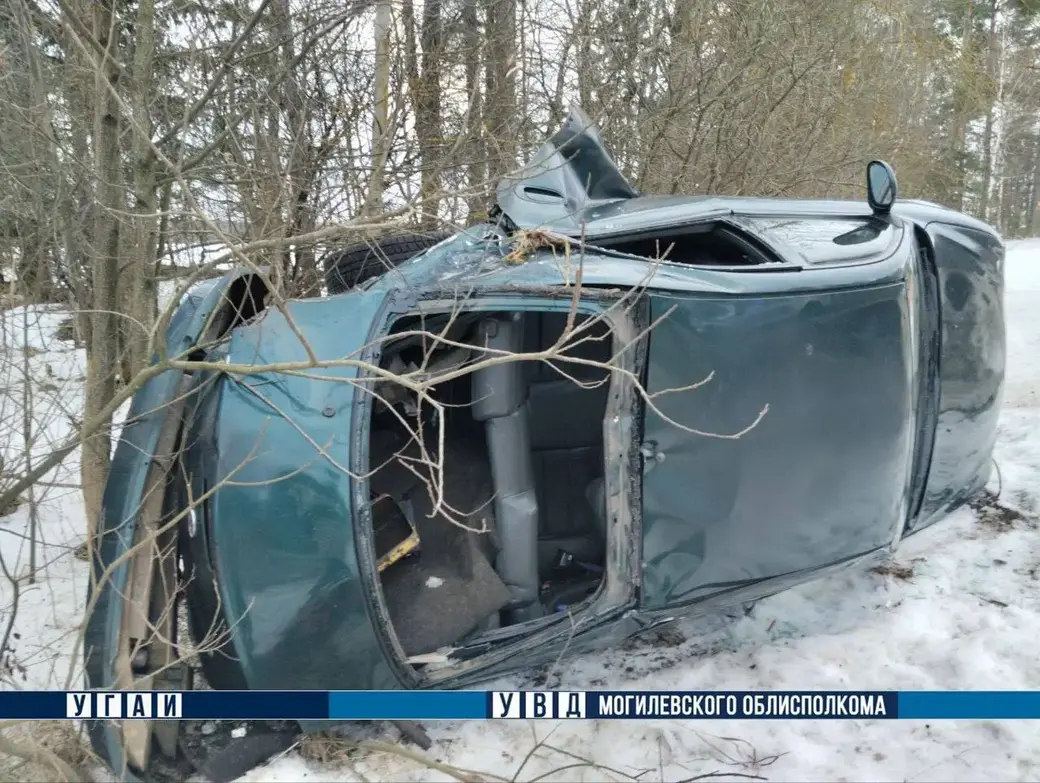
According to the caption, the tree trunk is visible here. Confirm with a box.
[82,0,123,539]
[271,0,321,295]
[575,0,594,110]
[949,0,977,210]
[639,0,700,193]
[363,0,393,216]
[978,0,1000,221]
[462,0,486,220]
[483,0,517,183]
[15,229,53,302]
[417,0,444,227]
[1030,118,1040,235]
[7,0,59,303]
[123,0,158,379]
[60,4,96,348]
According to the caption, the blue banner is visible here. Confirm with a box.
[2,690,1040,721]
[899,691,1040,719]
[328,690,487,719]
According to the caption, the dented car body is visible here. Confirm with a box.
[86,109,1005,776]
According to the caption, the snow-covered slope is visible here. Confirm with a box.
[1,240,1039,782]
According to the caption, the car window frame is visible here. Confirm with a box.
[730,212,905,271]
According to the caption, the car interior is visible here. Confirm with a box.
[365,309,614,660]
[590,222,777,266]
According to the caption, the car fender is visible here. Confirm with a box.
[84,268,266,780]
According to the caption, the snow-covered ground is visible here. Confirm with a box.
[2,240,1040,782]
[0,305,91,694]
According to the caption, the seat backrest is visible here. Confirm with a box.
[524,313,612,452]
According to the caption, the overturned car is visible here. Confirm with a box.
[86,108,1005,777]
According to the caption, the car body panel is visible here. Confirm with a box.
[375,223,911,296]
[85,270,263,775]
[165,212,1001,685]
[640,277,917,608]
[495,105,639,236]
[910,222,1005,529]
[89,108,1006,780]
[184,291,402,695]
[732,214,901,267]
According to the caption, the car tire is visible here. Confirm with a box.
[323,231,452,294]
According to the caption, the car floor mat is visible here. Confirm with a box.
[379,545,511,656]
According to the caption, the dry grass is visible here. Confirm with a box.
[299,732,502,782]
[296,726,783,783]
[0,720,96,782]
[502,230,571,265]
[969,491,1029,533]
[870,562,917,581]
[298,732,354,765]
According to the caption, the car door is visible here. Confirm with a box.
[905,216,1005,530]
[639,215,923,610]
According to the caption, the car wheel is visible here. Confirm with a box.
[323,230,452,294]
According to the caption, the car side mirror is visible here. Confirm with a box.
[866,160,898,215]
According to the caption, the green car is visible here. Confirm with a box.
[86,108,1005,778]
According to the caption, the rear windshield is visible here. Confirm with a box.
[740,216,899,266]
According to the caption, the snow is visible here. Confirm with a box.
[0,305,90,692]
[1,239,1040,782]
